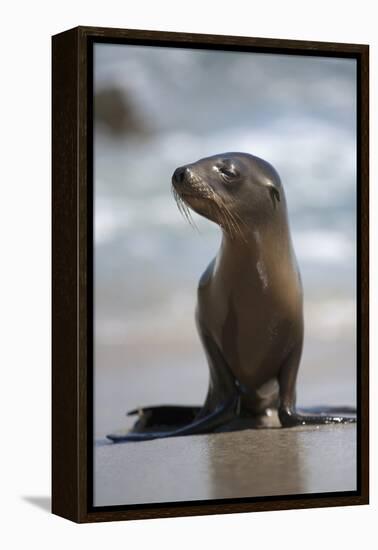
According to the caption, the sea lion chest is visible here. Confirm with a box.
[196,249,301,389]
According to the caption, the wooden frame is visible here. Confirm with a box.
[52,25,369,523]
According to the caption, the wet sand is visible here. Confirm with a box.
[94,424,356,506]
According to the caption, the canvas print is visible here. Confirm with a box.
[93,43,357,507]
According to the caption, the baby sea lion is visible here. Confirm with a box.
[107,152,356,442]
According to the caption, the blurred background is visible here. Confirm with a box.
[93,44,356,440]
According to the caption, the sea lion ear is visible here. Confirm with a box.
[269,186,280,208]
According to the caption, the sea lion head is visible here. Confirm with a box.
[172,152,284,238]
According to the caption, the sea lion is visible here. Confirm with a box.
[107,152,356,442]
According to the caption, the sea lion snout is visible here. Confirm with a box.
[172,165,192,186]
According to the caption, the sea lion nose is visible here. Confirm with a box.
[173,166,191,184]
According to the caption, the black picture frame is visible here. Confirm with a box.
[52,26,369,523]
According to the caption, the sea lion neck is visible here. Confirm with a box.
[218,217,295,277]
[220,211,291,250]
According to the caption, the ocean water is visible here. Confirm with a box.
[93,44,357,438]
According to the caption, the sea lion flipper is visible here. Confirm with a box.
[126,405,201,424]
[106,398,238,443]
[297,405,356,415]
[279,407,356,427]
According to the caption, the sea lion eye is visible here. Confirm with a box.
[218,164,239,180]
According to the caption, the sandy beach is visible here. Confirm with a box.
[94,424,356,506]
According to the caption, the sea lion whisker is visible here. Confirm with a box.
[212,194,236,238]
[226,206,249,242]
[215,193,247,243]
[220,197,249,242]
[222,206,239,240]
[210,190,238,233]
[172,186,199,232]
